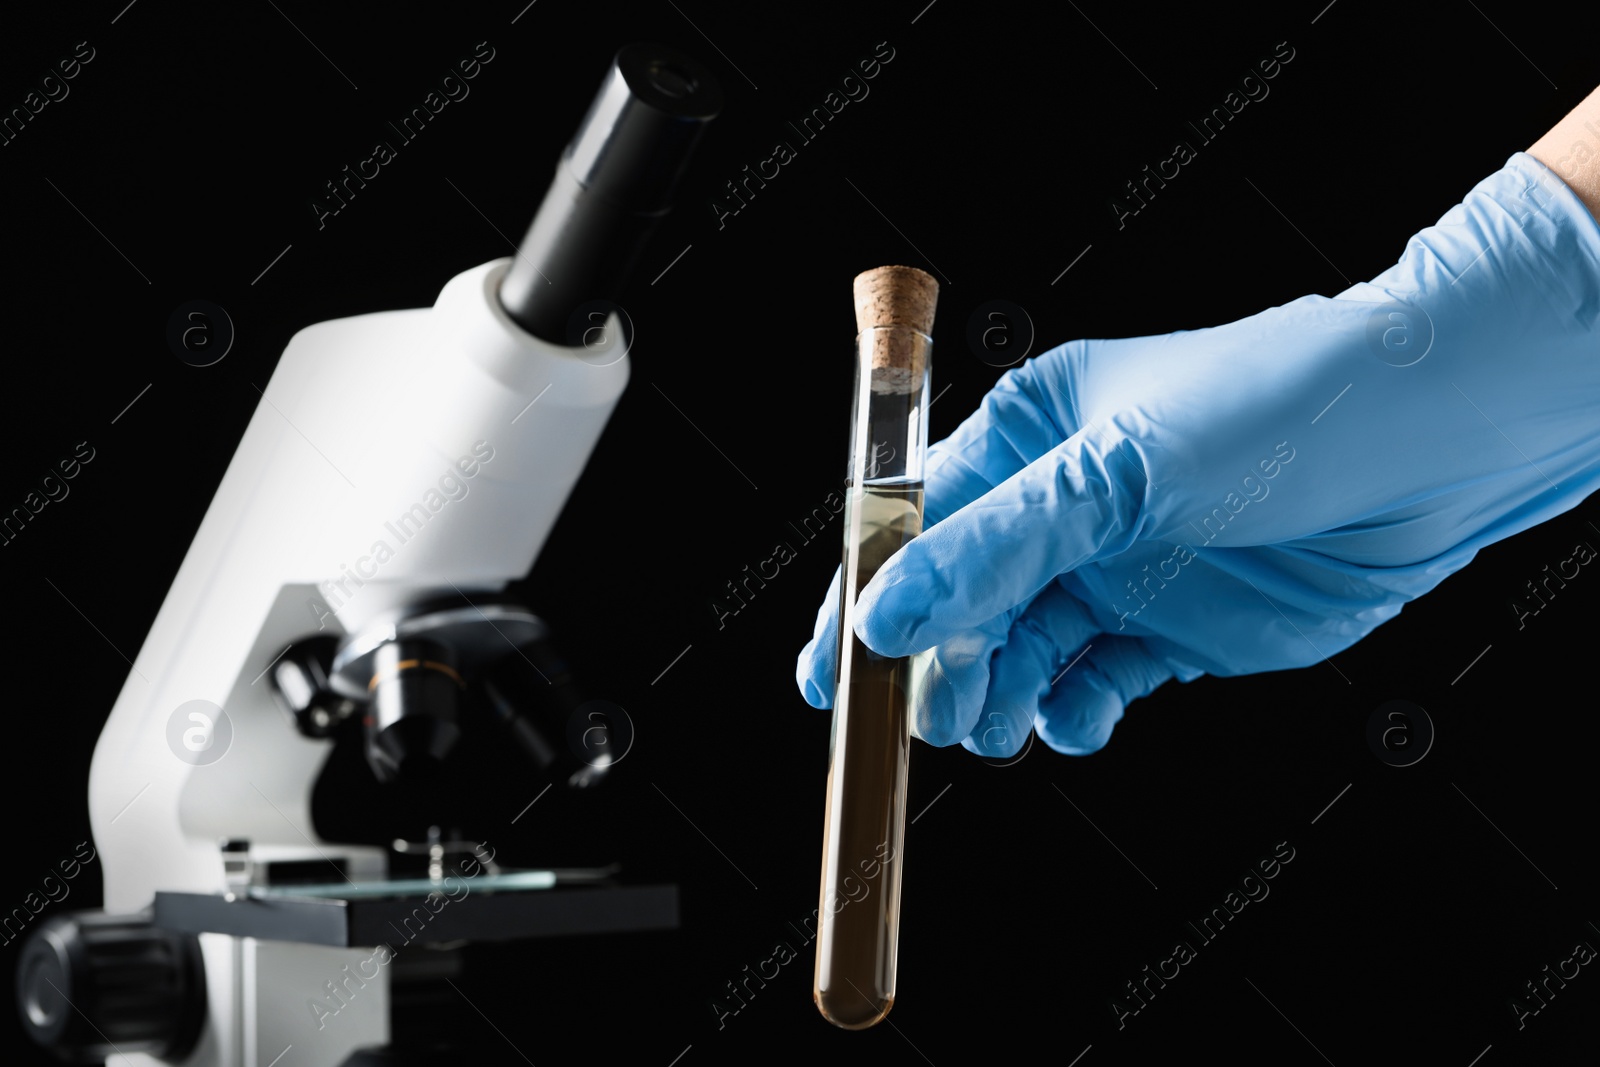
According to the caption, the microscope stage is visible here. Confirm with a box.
[152,875,677,947]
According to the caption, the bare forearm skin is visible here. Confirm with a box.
[1530,84,1600,223]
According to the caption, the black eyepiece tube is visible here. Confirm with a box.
[498,43,722,343]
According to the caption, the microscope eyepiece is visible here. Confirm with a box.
[498,42,721,343]
[563,42,722,211]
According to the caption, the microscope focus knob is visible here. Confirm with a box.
[15,911,205,1064]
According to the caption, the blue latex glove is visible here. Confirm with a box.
[797,152,1600,757]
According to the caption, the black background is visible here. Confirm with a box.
[3,1,1598,1064]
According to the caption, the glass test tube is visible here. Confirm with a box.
[814,265,938,1030]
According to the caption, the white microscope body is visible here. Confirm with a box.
[88,258,628,1066]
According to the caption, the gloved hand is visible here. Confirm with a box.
[797,152,1600,757]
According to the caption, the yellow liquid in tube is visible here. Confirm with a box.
[814,482,923,1029]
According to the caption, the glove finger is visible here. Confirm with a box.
[909,612,1015,748]
[961,583,1100,758]
[795,565,844,709]
[1034,636,1176,755]
[920,350,1082,529]
[856,425,1147,657]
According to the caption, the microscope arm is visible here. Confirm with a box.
[88,258,628,915]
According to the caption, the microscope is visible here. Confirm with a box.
[15,44,720,1067]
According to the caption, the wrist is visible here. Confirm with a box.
[1530,85,1600,225]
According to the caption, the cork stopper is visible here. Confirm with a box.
[853,265,938,394]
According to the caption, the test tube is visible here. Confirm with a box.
[814,265,939,1030]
